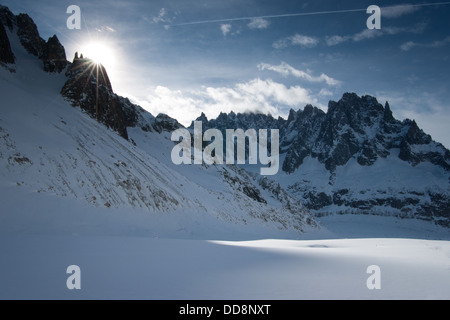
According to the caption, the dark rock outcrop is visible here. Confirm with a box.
[197,92,450,226]
[280,93,449,174]
[194,92,450,176]
[0,4,144,140]
[152,114,182,133]
[0,5,16,31]
[16,13,45,57]
[42,35,67,73]
[0,5,68,73]
[0,21,14,64]
[61,55,138,140]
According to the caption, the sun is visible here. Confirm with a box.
[81,42,116,71]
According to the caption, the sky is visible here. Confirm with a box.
[2,0,450,148]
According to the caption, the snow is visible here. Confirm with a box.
[1,23,450,300]
[0,42,313,233]
[1,182,450,300]
[1,230,450,300]
[411,141,446,155]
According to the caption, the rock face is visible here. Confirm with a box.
[279,93,448,174]
[0,4,320,235]
[197,93,450,226]
[16,13,45,57]
[0,5,15,66]
[0,21,14,64]
[0,5,166,141]
[0,5,68,73]
[61,54,140,140]
[152,114,183,133]
[1,4,448,227]
[42,35,67,73]
[0,5,15,30]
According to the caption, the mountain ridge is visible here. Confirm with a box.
[193,94,450,226]
[1,4,449,230]
[0,4,318,237]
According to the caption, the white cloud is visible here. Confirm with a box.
[236,78,316,106]
[95,25,116,33]
[319,88,333,97]
[136,78,320,126]
[400,36,450,51]
[325,35,349,46]
[352,29,383,42]
[220,24,232,36]
[273,34,319,49]
[149,7,176,27]
[291,34,319,47]
[152,8,167,23]
[381,4,420,18]
[326,23,426,46]
[400,41,416,51]
[247,18,270,30]
[430,36,450,47]
[258,62,341,86]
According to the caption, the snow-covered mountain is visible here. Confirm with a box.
[195,93,450,227]
[2,5,450,301]
[0,5,317,237]
[1,4,449,235]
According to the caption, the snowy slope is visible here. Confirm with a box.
[277,153,448,220]
[0,17,317,238]
[197,96,450,226]
[2,175,449,299]
[1,233,450,300]
[1,5,449,301]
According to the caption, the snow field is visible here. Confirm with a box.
[1,19,449,301]
[1,235,449,299]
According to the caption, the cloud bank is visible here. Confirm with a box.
[135,78,322,126]
[258,62,341,86]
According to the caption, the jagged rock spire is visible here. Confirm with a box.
[0,5,68,73]
[42,35,67,73]
[61,54,137,139]
[0,21,15,64]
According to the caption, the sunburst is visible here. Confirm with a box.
[81,42,116,72]
[63,42,116,121]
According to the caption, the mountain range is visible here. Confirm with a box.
[1,3,449,235]
[195,93,450,225]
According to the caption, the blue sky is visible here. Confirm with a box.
[3,0,450,147]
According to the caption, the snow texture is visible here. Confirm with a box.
[1,7,449,300]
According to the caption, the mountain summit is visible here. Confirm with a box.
[0,4,449,232]
[0,5,67,72]
[197,93,450,226]
[0,5,318,237]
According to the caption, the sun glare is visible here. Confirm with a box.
[81,42,116,71]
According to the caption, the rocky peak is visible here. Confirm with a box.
[191,92,447,176]
[42,35,67,73]
[152,114,182,133]
[0,5,15,31]
[194,112,208,124]
[383,101,394,122]
[198,93,449,175]
[0,5,68,73]
[67,53,112,90]
[287,108,297,123]
[61,55,137,139]
[16,13,45,57]
[404,120,431,145]
[303,104,316,114]
[327,94,385,134]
